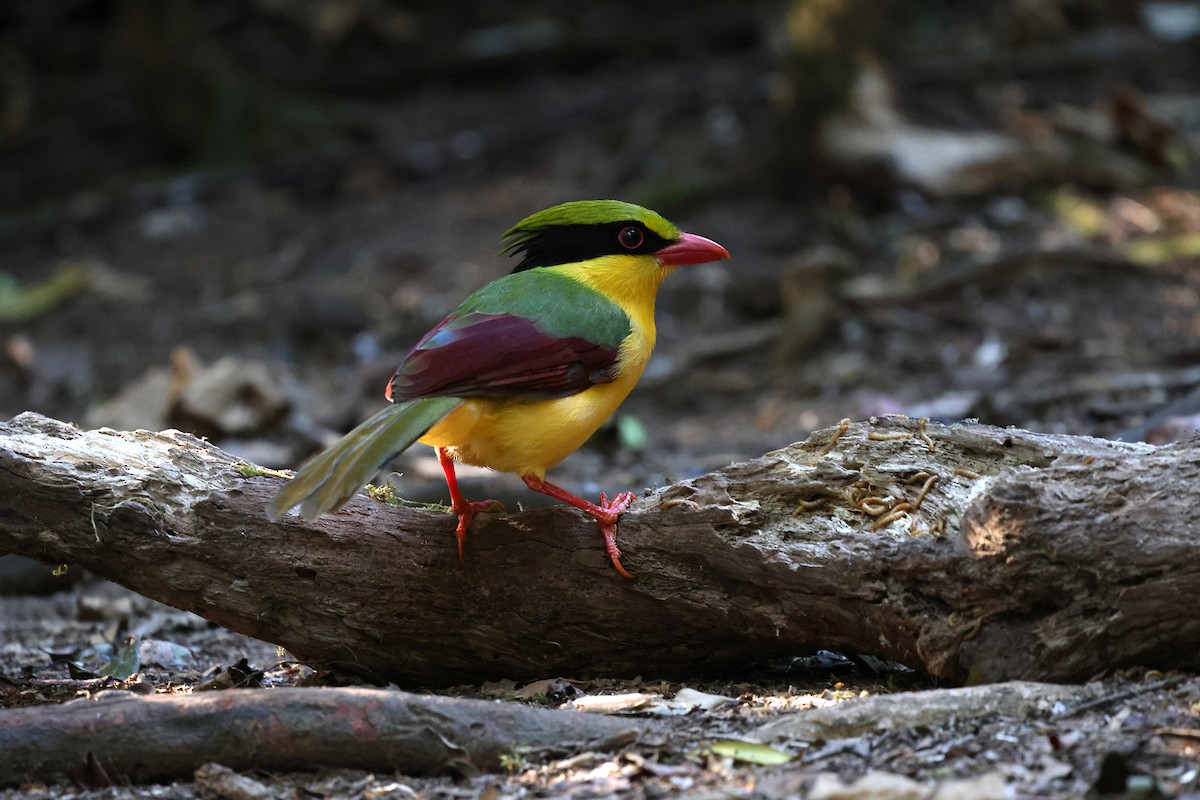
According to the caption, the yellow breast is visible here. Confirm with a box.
[418,254,668,478]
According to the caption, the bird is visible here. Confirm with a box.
[267,199,730,578]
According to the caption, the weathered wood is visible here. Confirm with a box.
[0,686,645,787]
[1,411,1198,685]
[755,681,1077,742]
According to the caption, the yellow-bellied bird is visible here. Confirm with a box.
[268,200,730,578]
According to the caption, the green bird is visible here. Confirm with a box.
[268,200,730,577]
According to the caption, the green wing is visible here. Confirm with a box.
[456,269,630,348]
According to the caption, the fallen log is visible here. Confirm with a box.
[755,680,1078,742]
[1,411,1198,685]
[0,686,644,787]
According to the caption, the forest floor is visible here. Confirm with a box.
[4,18,1200,798]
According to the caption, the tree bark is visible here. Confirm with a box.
[0,686,644,787]
[2,411,1198,686]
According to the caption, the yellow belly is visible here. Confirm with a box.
[418,359,645,478]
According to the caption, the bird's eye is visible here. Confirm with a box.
[617,226,644,250]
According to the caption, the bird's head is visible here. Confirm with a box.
[500,200,730,274]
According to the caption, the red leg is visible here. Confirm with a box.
[437,447,504,563]
[522,474,636,579]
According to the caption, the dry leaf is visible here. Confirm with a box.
[708,739,792,765]
[571,693,658,713]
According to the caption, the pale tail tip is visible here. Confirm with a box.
[265,502,285,523]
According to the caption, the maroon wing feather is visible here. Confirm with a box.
[386,312,620,401]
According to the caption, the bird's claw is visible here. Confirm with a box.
[593,491,635,526]
[453,498,505,563]
[519,473,637,578]
[594,491,636,579]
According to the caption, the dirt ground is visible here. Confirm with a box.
[5,2,1200,798]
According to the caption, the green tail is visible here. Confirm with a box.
[267,397,462,522]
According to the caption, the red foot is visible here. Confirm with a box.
[437,447,503,563]
[594,491,635,579]
[451,497,505,563]
[523,475,637,579]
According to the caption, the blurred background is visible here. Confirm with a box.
[3,0,1200,507]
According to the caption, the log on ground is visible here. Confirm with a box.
[0,686,645,787]
[1,412,1198,685]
